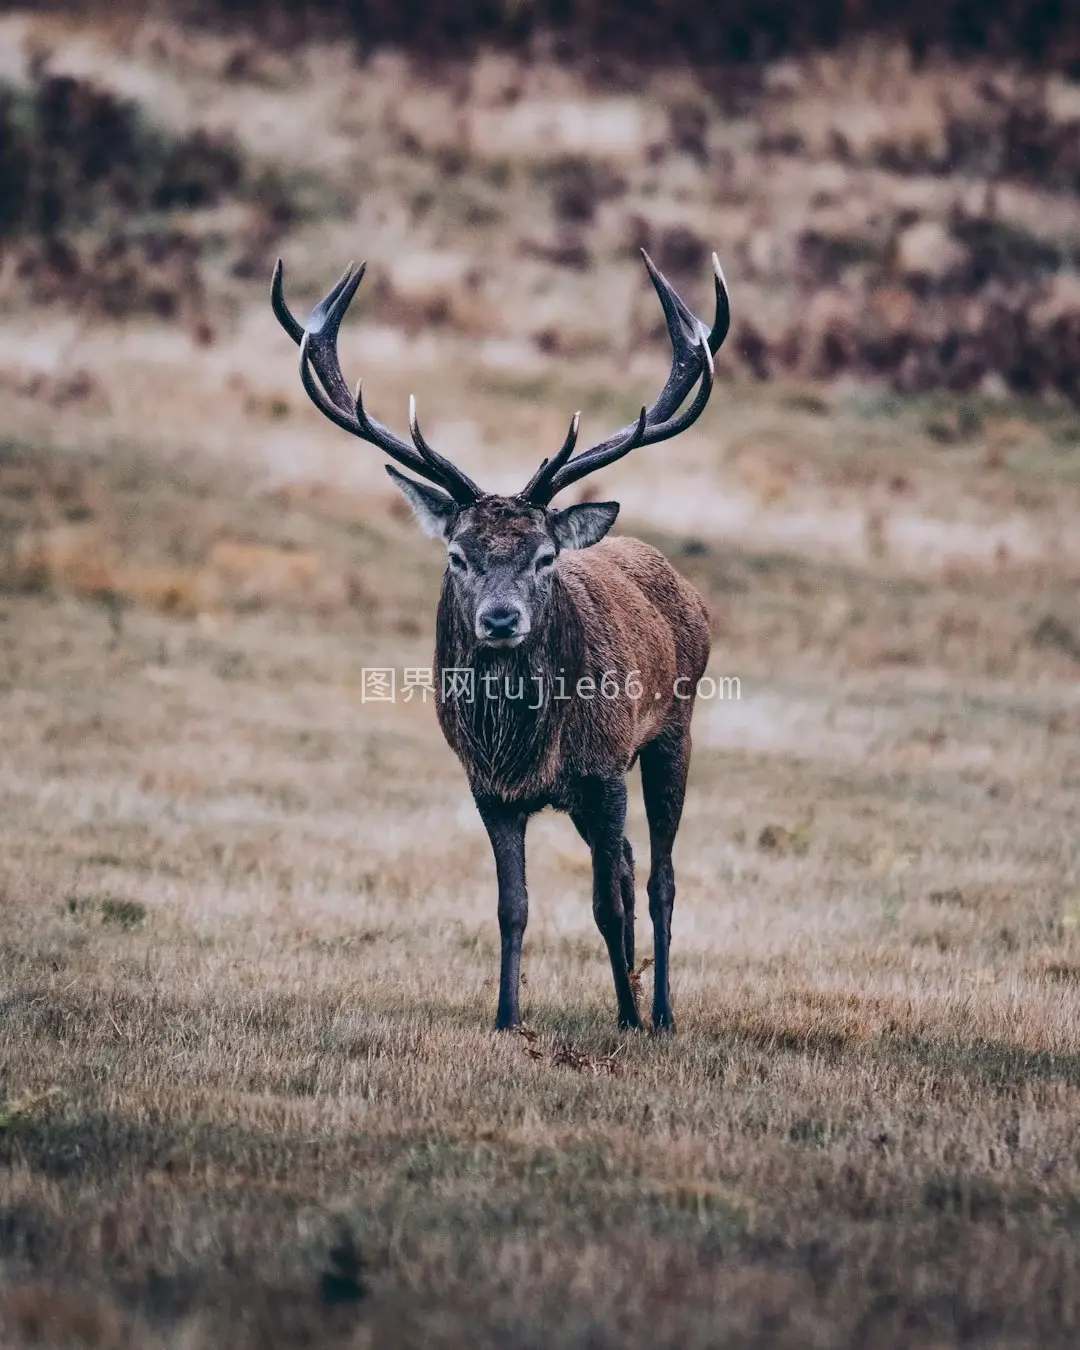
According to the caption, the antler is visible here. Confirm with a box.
[522,249,729,506]
[271,259,481,505]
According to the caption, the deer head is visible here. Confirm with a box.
[271,251,729,649]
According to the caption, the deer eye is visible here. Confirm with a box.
[534,551,556,572]
[448,550,467,573]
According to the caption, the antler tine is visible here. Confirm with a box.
[639,249,708,424]
[301,261,368,412]
[409,395,483,504]
[518,411,580,503]
[270,259,305,345]
[273,259,481,503]
[524,253,728,505]
[272,259,362,365]
[557,334,714,497]
[708,252,732,356]
[539,404,648,500]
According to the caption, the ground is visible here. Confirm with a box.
[2,12,1080,1350]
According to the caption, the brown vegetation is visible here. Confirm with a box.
[5,24,1080,405]
[2,383,1080,1347]
[41,0,1080,69]
[2,12,1080,1347]
[0,64,294,324]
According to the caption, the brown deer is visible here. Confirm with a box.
[271,249,728,1031]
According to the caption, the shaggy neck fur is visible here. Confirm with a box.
[435,570,586,800]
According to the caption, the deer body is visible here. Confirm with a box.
[435,526,709,1030]
[435,532,708,800]
[272,248,728,1030]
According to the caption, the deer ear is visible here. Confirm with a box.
[548,501,619,550]
[385,465,458,539]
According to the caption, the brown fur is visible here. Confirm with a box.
[435,534,710,803]
[429,497,711,1032]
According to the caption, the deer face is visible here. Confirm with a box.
[387,477,618,649]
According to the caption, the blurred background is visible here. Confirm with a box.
[2,0,1080,655]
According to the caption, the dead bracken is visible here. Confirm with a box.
[516,1026,625,1076]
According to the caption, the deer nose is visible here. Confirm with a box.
[480,607,520,640]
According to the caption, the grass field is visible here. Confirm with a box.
[3,402,1080,1348]
[3,12,1080,1348]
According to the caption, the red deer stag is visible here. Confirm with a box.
[271,249,728,1031]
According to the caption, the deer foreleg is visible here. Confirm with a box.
[475,796,529,1030]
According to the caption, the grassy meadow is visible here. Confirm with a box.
[2,11,1080,1348]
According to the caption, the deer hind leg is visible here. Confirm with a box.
[571,779,642,1029]
[571,813,636,974]
[640,723,692,1032]
[619,837,636,971]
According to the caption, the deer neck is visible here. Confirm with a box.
[434,574,585,798]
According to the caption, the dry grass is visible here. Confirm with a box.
[2,423,1080,1349]
[2,13,1080,1348]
